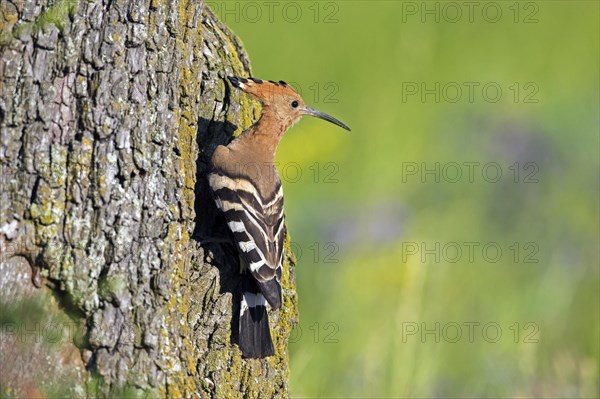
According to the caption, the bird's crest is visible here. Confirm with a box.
[227,76,297,105]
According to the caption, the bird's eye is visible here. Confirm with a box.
[291,100,299,108]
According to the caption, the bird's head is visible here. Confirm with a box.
[227,76,350,132]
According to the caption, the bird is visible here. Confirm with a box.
[207,76,350,358]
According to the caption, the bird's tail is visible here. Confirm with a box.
[239,274,275,358]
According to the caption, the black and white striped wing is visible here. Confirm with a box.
[208,171,284,309]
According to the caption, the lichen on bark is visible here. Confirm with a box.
[0,0,298,397]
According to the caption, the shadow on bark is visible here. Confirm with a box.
[193,117,246,351]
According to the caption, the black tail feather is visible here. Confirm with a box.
[256,278,282,310]
[239,274,275,358]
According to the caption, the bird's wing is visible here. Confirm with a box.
[208,170,284,309]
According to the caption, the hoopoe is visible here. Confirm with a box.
[208,76,350,358]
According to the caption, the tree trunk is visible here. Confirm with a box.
[0,0,298,397]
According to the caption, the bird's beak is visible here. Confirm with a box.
[304,106,351,131]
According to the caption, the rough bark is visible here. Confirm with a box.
[0,0,298,397]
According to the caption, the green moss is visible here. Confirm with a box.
[34,0,78,32]
[0,297,47,326]
[236,95,260,136]
[11,21,32,38]
[0,6,18,45]
[0,31,13,46]
[160,224,200,396]
[11,0,78,38]
[85,373,103,398]
[98,274,127,302]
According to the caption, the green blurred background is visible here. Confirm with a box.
[212,1,598,397]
